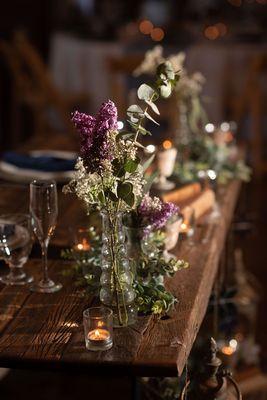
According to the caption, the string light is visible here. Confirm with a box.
[139,20,153,35]
[151,27,165,41]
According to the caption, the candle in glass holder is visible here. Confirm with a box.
[74,228,91,252]
[154,140,177,190]
[75,238,90,252]
[83,307,113,351]
[180,206,195,238]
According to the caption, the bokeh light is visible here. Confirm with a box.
[204,25,220,40]
[151,27,165,41]
[162,140,172,150]
[139,20,153,35]
[215,22,227,36]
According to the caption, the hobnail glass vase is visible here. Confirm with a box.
[100,211,136,327]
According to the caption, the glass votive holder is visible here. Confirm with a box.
[83,307,113,351]
[180,206,195,239]
[73,227,91,252]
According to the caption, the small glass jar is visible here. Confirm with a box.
[180,206,195,239]
[83,307,113,351]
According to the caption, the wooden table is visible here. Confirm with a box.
[0,180,241,376]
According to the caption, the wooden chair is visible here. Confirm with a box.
[12,31,89,139]
[0,39,47,147]
[0,32,90,149]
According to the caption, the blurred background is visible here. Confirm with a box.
[0,0,267,399]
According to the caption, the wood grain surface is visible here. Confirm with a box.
[0,180,241,376]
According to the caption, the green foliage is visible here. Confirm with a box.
[127,61,179,142]
[174,136,252,185]
[61,225,189,317]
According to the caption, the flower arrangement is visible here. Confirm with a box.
[63,61,182,326]
[173,135,251,185]
[61,225,189,317]
[134,45,208,144]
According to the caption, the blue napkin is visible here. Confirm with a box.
[2,152,76,172]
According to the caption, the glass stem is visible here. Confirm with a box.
[41,242,49,284]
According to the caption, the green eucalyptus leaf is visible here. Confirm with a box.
[124,158,139,173]
[112,158,125,177]
[124,192,135,207]
[98,191,105,204]
[117,131,135,140]
[157,61,175,80]
[138,125,152,136]
[159,82,172,98]
[145,100,160,115]
[137,83,155,101]
[106,190,118,202]
[117,182,133,199]
[142,154,155,172]
[127,104,144,118]
[144,111,159,125]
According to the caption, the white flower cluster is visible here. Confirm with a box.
[134,45,205,99]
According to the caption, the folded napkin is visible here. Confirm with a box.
[162,182,202,204]
[181,189,215,220]
[2,152,76,172]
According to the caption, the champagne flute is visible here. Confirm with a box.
[30,180,62,293]
[0,213,33,285]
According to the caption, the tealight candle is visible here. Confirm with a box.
[75,238,91,252]
[83,307,113,351]
[180,207,195,238]
[154,139,177,190]
[73,228,91,252]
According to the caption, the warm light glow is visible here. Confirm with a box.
[221,345,235,356]
[139,20,153,35]
[97,320,104,327]
[151,27,165,42]
[162,140,172,150]
[215,22,227,36]
[205,123,215,133]
[204,26,220,40]
[76,238,90,251]
[88,328,110,341]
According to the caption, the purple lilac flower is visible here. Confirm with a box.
[72,100,118,173]
[138,195,179,234]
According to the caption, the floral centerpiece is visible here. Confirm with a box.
[134,45,207,145]
[63,61,181,327]
[173,135,251,185]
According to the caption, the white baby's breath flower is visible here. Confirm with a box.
[133,45,164,76]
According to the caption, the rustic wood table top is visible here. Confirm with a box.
[0,180,241,376]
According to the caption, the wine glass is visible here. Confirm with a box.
[30,180,62,293]
[0,213,33,285]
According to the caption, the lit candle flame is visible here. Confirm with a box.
[162,140,172,150]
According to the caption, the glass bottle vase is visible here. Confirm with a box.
[100,211,137,327]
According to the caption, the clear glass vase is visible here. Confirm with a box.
[100,211,137,327]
